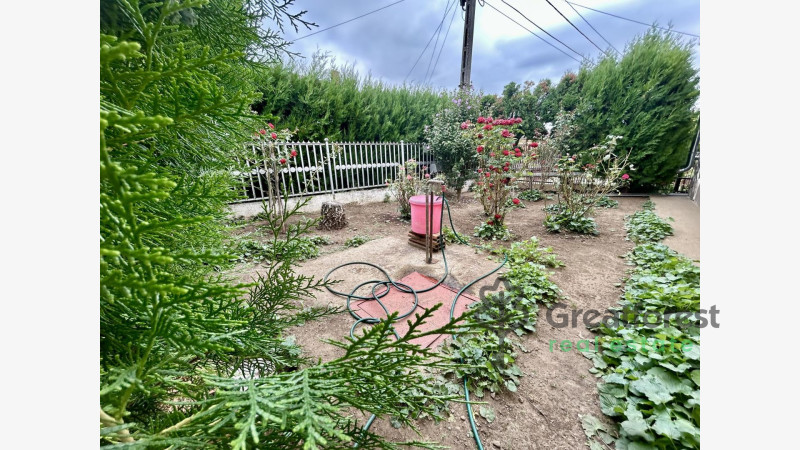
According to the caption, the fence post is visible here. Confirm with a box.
[400,140,406,167]
[325,138,337,200]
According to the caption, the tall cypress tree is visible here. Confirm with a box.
[573,29,699,189]
[100,1,477,447]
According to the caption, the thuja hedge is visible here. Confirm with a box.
[252,52,450,142]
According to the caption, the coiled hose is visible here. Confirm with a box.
[323,196,507,450]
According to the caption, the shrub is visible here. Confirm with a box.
[544,134,631,234]
[100,2,474,448]
[253,52,449,142]
[462,115,533,229]
[573,29,700,189]
[424,87,486,198]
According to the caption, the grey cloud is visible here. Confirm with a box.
[279,0,699,94]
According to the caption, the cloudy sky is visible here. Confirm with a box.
[278,0,699,95]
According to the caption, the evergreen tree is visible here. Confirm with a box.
[572,29,699,189]
[100,1,480,447]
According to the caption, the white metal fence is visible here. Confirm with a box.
[233,140,434,203]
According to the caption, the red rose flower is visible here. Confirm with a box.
[490,152,495,157]
[290,150,297,157]
[530,142,539,148]
[513,198,520,205]
[494,214,502,219]
[258,129,266,135]
[279,158,286,164]
[268,123,275,129]
[477,133,483,139]
[622,173,630,180]
[503,149,510,156]
[484,172,491,178]
[483,124,493,131]
[270,132,277,139]
[487,220,494,225]
[477,116,486,123]
[501,130,511,138]
[503,166,509,172]
[477,145,484,153]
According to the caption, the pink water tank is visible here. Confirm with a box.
[409,195,443,235]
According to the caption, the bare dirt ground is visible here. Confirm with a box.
[650,195,700,264]
[229,192,651,449]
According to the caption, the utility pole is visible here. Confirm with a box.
[459,0,476,90]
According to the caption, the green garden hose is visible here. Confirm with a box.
[323,196,507,450]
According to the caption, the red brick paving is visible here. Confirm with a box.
[351,272,479,348]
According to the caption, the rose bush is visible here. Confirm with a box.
[461,116,537,239]
[545,135,633,234]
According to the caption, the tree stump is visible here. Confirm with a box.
[319,201,347,230]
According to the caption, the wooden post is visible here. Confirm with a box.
[425,188,431,263]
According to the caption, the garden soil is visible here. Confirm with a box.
[650,195,700,264]
[229,193,677,449]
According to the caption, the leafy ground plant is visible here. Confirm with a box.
[518,189,546,202]
[441,295,524,397]
[583,205,700,449]
[625,208,674,243]
[543,207,599,235]
[593,195,619,208]
[442,226,468,244]
[344,235,371,248]
[442,239,564,395]
[492,237,564,268]
[474,221,513,241]
[233,235,323,262]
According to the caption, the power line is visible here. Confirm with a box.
[566,1,700,38]
[563,0,621,55]
[428,2,459,84]
[543,0,607,55]
[424,0,454,84]
[499,0,586,60]
[404,0,458,83]
[291,0,409,42]
[483,0,580,63]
